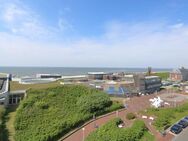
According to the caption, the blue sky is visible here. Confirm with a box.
[0,0,188,68]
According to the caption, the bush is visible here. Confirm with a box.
[86,118,147,141]
[35,101,49,109]
[0,106,5,126]
[0,106,5,139]
[154,115,170,130]
[126,112,136,120]
[77,93,112,113]
[14,85,123,141]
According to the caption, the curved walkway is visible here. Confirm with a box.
[62,94,175,141]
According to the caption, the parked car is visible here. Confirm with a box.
[170,124,182,134]
[178,119,188,128]
[172,83,180,87]
[162,81,173,86]
[184,116,188,121]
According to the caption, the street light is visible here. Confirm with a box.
[93,114,96,128]
[82,128,85,141]
[123,99,126,108]
[116,111,119,118]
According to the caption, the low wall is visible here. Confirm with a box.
[58,108,125,141]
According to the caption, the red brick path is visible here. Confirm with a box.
[63,94,175,141]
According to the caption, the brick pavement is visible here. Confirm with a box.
[63,93,175,141]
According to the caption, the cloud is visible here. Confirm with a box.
[170,23,184,29]
[58,7,73,32]
[2,2,26,22]
[1,21,188,68]
[58,18,73,32]
[0,0,56,39]
[0,1,187,68]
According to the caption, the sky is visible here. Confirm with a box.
[0,0,188,68]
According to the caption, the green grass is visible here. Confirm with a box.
[5,107,17,141]
[0,106,15,141]
[86,118,149,141]
[140,131,155,141]
[0,106,5,126]
[145,102,188,130]
[152,72,169,80]
[0,106,6,141]
[10,81,62,91]
[14,85,123,141]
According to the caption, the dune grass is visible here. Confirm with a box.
[10,81,62,91]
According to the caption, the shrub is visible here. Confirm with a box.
[35,101,49,109]
[0,106,5,126]
[86,118,147,141]
[77,92,112,113]
[14,85,122,141]
[0,106,5,139]
[126,112,136,120]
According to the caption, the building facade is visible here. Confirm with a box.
[170,67,188,82]
[36,74,62,79]
[144,76,162,93]
[8,90,26,105]
[88,72,112,80]
[170,72,182,82]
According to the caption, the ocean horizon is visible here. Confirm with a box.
[0,66,172,77]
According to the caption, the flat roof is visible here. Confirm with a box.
[62,75,87,79]
[37,74,61,76]
[0,73,9,78]
[88,72,108,75]
[106,81,117,85]
[105,81,134,85]
[124,75,134,77]
[10,90,26,94]
[145,76,160,79]
[0,79,8,94]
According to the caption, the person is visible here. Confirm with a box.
[124,104,128,109]
[94,123,99,128]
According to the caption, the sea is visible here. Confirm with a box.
[0,67,172,78]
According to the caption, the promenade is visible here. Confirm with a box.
[63,93,174,141]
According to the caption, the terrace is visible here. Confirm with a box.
[0,80,7,94]
[0,79,4,92]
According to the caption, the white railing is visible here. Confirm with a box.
[0,74,9,95]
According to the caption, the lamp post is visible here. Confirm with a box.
[82,128,85,141]
[174,99,177,107]
[93,114,96,128]
[123,99,126,108]
[116,110,119,118]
